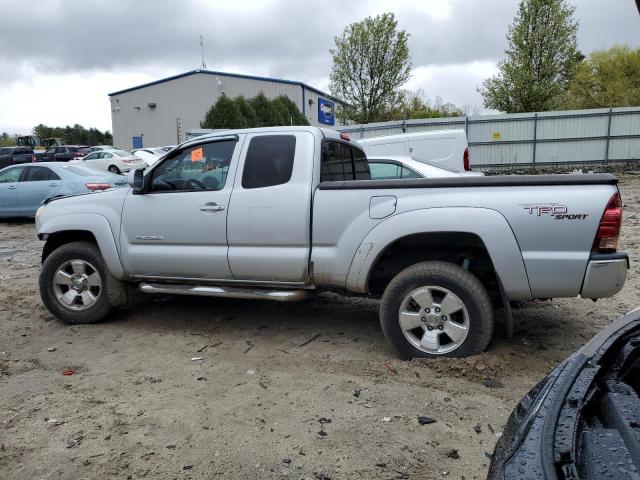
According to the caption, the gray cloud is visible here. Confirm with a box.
[0,0,638,93]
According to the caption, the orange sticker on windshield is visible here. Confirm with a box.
[191,147,203,162]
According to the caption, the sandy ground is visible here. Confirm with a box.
[1,176,639,480]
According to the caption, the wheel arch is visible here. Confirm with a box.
[346,207,532,300]
[39,213,125,279]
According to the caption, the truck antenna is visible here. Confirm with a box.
[200,35,207,70]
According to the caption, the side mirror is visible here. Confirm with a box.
[128,168,145,193]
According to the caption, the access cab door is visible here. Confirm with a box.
[120,136,241,280]
[227,131,315,283]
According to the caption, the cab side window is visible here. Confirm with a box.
[150,140,236,192]
[320,141,370,181]
[241,135,296,189]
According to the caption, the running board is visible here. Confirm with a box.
[138,282,311,302]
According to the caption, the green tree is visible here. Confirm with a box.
[329,13,411,124]
[567,45,640,109]
[234,96,259,128]
[390,89,462,120]
[479,0,581,113]
[200,94,246,129]
[250,93,284,126]
[273,95,309,125]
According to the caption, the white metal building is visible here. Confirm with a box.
[108,69,343,149]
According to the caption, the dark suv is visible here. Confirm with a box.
[0,146,36,169]
[39,145,91,162]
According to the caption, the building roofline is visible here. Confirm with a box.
[108,69,343,104]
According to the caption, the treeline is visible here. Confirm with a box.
[201,93,309,129]
[0,124,113,147]
[33,124,113,146]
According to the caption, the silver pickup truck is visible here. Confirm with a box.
[35,126,628,359]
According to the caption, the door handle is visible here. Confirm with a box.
[199,202,225,212]
[49,183,59,187]
[8,185,16,190]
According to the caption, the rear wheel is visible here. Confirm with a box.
[380,261,494,359]
[40,241,125,324]
[108,165,120,174]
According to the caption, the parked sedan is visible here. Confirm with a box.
[38,145,92,162]
[368,155,485,179]
[0,162,127,218]
[71,149,146,174]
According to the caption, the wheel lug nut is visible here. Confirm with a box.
[441,315,447,321]
[421,317,426,323]
[438,325,444,330]
[427,326,433,331]
[425,308,430,313]
[435,307,441,313]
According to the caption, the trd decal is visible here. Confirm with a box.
[521,204,589,220]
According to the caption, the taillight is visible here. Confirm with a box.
[85,183,113,191]
[594,192,622,252]
[340,132,351,141]
[463,147,470,171]
[122,159,134,163]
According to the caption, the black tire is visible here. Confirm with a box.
[108,165,120,174]
[380,261,493,359]
[39,241,125,324]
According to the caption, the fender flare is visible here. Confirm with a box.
[38,213,125,279]
[346,207,532,300]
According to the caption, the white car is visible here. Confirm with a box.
[131,148,166,167]
[71,149,146,174]
[89,145,117,152]
[357,130,471,172]
[368,155,484,180]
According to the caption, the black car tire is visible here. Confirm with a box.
[39,241,126,324]
[380,261,494,359]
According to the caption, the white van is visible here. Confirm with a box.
[357,129,470,172]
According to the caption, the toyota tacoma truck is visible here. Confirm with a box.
[35,127,629,359]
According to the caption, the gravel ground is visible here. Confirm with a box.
[1,176,639,480]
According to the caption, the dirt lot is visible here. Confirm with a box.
[1,176,639,480]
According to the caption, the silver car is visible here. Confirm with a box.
[0,162,127,217]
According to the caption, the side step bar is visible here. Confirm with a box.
[138,282,311,302]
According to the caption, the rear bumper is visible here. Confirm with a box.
[580,252,629,299]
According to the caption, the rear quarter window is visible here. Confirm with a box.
[241,135,296,189]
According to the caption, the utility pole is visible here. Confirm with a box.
[176,117,182,143]
[200,35,207,70]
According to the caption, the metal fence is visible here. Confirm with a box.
[336,107,640,169]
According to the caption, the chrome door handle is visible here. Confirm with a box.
[199,202,225,212]
[49,183,59,187]
[8,185,16,190]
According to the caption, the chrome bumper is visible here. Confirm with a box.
[580,253,629,299]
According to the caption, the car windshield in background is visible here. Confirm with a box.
[113,150,133,157]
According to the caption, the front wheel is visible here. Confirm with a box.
[380,261,494,359]
[39,241,125,324]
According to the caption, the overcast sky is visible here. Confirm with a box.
[0,0,638,134]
